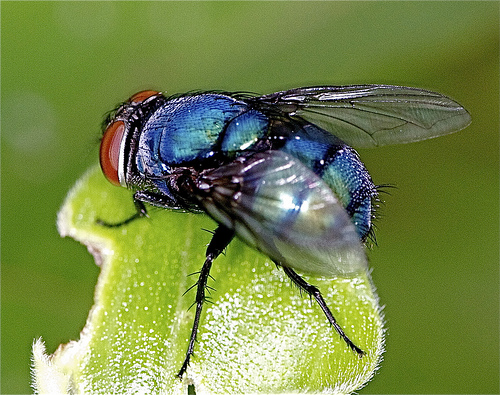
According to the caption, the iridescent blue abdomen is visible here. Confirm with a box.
[281,125,376,239]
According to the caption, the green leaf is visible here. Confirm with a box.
[32,165,384,394]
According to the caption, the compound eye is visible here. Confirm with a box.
[128,90,160,104]
[100,121,125,186]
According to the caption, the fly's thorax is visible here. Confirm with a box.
[121,94,270,212]
[220,110,269,156]
[132,94,270,176]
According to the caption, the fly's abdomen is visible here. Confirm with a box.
[320,148,377,240]
[281,124,377,240]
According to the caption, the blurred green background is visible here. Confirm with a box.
[2,2,498,394]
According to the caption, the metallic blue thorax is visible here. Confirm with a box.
[134,94,375,239]
[136,95,268,174]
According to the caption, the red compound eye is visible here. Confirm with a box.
[100,121,125,186]
[128,90,160,103]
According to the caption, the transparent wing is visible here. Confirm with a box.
[253,85,471,148]
[195,151,367,277]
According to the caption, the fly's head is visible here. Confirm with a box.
[99,90,166,188]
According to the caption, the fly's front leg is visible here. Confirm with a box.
[177,225,235,379]
[281,265,365,357]
[97,190,176,228]
[97,193,148,227]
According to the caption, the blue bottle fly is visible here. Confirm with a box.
[98,86,471,378]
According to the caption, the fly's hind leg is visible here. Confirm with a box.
[177,225,235,379]
[280,265,365,357]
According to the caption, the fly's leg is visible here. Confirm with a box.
[177,225,235,379]
[281,265,365,357]
[96,190,178,227]
[97,195,148,227]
